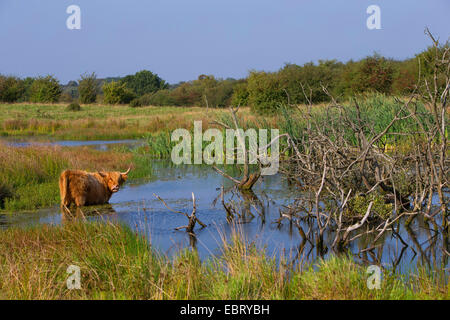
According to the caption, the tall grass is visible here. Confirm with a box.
[0,221,447,300]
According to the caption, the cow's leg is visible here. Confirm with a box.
[60,203,72,215]
[75,196,86,207]
[59,171,72,207]
[62,197,71,207]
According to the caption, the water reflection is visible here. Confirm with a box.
[2,138,142,151]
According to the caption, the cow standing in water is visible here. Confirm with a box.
[59,168,130,209]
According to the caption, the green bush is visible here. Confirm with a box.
[129,98,142,108]
[139,90,176,106]
[66,102,81,111]
[279,61,344,104]
[247,71,286,114]
[203,79,234,108]
[346,194,393,220]
[19,77,36,102]
[336,54,394,97]
[0,75,25,102]
[29,75,62,103]
[170,82,202,106]
[102,81,136,105]
[78,72,98,104]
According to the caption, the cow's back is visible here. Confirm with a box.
[60,170,111,206]
[84,173,112,205]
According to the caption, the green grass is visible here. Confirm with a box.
[0,221,447,300]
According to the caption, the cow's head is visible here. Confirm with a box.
[99,168,131,193]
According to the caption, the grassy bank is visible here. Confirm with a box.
[0,143,153,211]
[0,221,447,300]
[0,103,259,140]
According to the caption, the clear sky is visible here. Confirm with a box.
[0,0,449,84]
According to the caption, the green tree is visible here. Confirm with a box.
[170,82,202,106]
[338,54,394,96]
[121,70,168,97]
[102,81,136,104]
[415,44,449,97]
[29,75,62,103]
[231,81,249,106]
[391,59,417,95]
[20,77,35,102]
[278,60,344,104]
[0,76,25,102]
[78,72,98,104]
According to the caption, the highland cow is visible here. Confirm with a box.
[59,168,130,208]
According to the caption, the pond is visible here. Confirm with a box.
[0,139,448,275]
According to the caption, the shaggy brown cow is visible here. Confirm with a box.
[59,168,130,208]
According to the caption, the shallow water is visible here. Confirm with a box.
[2,138,142,151]
[1,158,448,274]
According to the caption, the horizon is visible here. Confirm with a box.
[0,0,449,84]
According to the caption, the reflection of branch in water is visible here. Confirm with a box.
[188,233,197,250]
[216,186,266,225]
[391,245,408,273]
[405,224,431,269]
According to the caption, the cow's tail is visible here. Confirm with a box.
[59,170,70,208]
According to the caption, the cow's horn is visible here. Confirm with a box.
[121,167,131,175]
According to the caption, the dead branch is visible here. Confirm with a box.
[153,192,206,234]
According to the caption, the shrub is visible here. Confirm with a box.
[102,81,136,105]
[78,72,98,104]
[19,77,36,102]
[0,75,25,102]
[247,71,286,114]
[129,98,142,108]
[337,54,394,97]
[66,102,81,111]
[170,82,202,106]
[139,90,176,106]
[203,79,234,108]
[346,194,393,220]
[29,75,62,103]
[278,61,343,104]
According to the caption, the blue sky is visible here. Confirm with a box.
[0,0,448,84]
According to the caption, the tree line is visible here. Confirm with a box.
[0,44,447,113]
